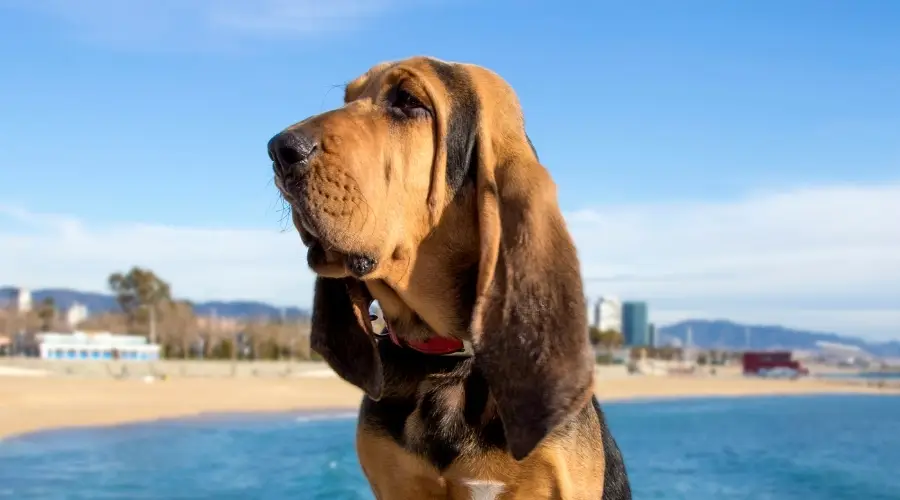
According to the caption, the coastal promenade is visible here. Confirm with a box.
[1,360,898,440]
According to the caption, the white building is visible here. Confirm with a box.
[814,340,871,367]
[594,296,622,332]
[10,288,32,313]
[65,302,90,328]
[38,331,161,361]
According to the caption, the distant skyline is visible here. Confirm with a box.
[1,1,898,339]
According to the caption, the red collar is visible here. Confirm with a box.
[377,316,472,357]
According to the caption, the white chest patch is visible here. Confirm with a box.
[463,480,506,500]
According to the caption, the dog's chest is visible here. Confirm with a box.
[405,368,508,468]
[460,480,507,500]
[362,358,508,471]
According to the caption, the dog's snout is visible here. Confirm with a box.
[268,130,318,174]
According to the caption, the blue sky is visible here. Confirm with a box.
[1,1,898,339]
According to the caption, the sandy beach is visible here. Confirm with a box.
[1,362,897,440]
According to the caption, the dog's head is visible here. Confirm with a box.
[269,57,593,461]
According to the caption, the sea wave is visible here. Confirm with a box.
[2,395,899,499]
[295,411,357,423]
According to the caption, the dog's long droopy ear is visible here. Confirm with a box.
[470,106,594,462]
[310,277,384,400]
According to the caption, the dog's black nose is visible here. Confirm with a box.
[347,254,377,277]
[268,130,318,175]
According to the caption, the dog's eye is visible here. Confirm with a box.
[393,89,421,109]
[389,87,429,119]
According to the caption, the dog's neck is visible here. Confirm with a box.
[365,256,477,344]
[366,189,480,344]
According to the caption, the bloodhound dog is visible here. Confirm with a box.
[268,56,631,500]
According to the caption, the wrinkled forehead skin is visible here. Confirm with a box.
[344,57,472,217]
[342,55,533,211]
[343,58,457,104]
[344,55,529,156]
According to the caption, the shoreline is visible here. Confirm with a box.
[2,369,898,441]
[5,389,897,442]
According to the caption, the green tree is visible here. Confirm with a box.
[158,300,196,359]
[211,339,235,360]
[36,297,56,332]
[598,329,624,351]
[243,318,275,360]
[588,326,603,346]
[108,267,172,340]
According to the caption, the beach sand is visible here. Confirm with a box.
[1,365,897,439]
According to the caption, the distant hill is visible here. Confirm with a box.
[658,319,900,358]
[4,287,897,355]
[0,287,309,320]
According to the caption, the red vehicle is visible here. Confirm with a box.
[742,351,809,378]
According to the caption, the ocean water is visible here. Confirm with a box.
[1,395,898,500]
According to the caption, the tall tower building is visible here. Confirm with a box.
[594,296,623,332]
[622,301,650,346]
[10,288,32,314]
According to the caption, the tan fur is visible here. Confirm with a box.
[358,416,607,500]
[283,58,485,337]
[272,56,624,499]
[357,431,450,499]
[357,416,607,499]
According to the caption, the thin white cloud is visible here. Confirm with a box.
[1,182,899,339]
[570,183,900,339]
[0,0,416,48]
[0,205,312,307]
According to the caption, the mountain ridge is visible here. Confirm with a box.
[658,319,900,358]
[0,287,309,320]
[3,287,897,356]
